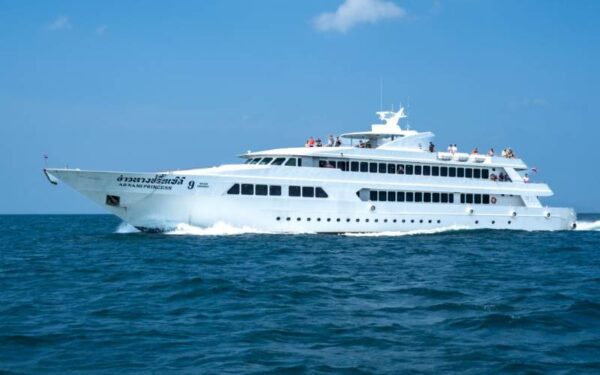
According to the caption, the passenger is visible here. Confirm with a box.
[316,138,323,147]
[358,140,365,148]
[488,148,495,156]
[452,144,458,153]
[471,147,479,155]
[308,137,315,147]
[490,173,497,181]
[397,165,405,174]
[428,142,435,153]
[447,144,453,153]
[498,172,505,181]
[327,135,334,147]
[523,173,530,183]
[335,137,342,147]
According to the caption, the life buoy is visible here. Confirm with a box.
[491,196,497,204]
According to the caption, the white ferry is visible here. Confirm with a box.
[45,107,577,232]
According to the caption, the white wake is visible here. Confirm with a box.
[164,222,271,236]
[575,220,600,231]
[343,225,471,237]
[115,222,140,233]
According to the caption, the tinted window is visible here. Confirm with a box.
[449,193,454,203]
[378,191,387,202]
[406,192,414,202]
[433,193,440,203]
[440,167,448,177]
[474,194,482,204]
[255,184,268,196]
[424,192,431,202]
[415,192,423,202]
[441,193,448,203]
[298,158,302,167]
[285,158,297,166]
[388,191,396,202]
[338,161,347,172]
[227,183,240,195]
[249,158,261,164]
[360,162,368,172]
[466,194,473,204]
[387,164,396,174]
[269,185,281,196]
[466,168,473,178]
[432,166,439,176]
[397,191,405,202]
[302,186,315,198]
[316,187,328,198]
[423,165,431,176]
[414,165,422,175]
[460,194,466,204]
[241,184,254,195]
[449,167,456,177]
[474,169,481,179]
[369,163,378,173]
[405,165,413,175]
[370,190,378,201]
[379,163,386,173]
[289,185,301,197]
[397,164,405,174]
[259,158,273,165]
[271,158,285,165]
[457,168,465,178]
[351,161,359,172]
[482,169,489,179]
[483,194,490,204]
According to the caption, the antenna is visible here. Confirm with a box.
[379,77,383,111]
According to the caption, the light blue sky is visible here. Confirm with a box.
[1,0,599,214]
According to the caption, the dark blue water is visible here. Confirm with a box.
[1,215,599,373]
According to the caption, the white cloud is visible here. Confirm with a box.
[96,25,108,35]
[48,15,72,31]
[313,0,406,33]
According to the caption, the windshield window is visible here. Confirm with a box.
[259,157,273,165]
[249,158,261,164]
[271,158,286,165]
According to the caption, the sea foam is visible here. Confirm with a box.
[575,220,600,231]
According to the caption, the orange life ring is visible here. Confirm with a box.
[491,196,497,204]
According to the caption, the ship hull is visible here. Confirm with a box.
[46,168,577,233]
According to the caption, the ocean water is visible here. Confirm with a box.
[1,214,599,374]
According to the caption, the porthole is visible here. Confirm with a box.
[327,218,331,222]
[356,218,360,223]
[393,219,397,223]
[428,220,432,224]
[366,219,369,223]
[307,218,311,222]
[374,219,379,223]
[411,219,415,223]
[437,220,441,224]
[402,219,406,223]
[297,217,301,221]
[492,220,495,224]
[276,217,281,221]
[384,219,388,223]
[317,218,321,222]
[286,217,291,221]
[346,218,350,222]
[419,219,423,223]
[508,220,512,224]
[337,218,341,222]
[475,220,479,224]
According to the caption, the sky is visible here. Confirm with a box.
[1,0,599,214]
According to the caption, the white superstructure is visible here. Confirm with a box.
[45,107,577,232]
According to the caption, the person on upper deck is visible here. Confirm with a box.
[335,137,342,147]
[428,142,435,153]
[488,148,495,156]
[306,137,315,147]
[471,147,479,155]
[523,173,530,183]
[327,135,334,147]
[452,144,458,153]
[447,144,453,153]
[316,138,323,147]
[358,140,365,148]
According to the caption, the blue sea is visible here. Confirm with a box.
[1,214,599,373]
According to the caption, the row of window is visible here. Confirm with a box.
[460,194,493,205]
[320,159,492,179]
[245,157,302,167]
[227,183,328,198]
[367,190,456,203]
[276,216,443,224]
[227,183,282,196]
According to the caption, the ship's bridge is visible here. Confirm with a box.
[341,107,434,151]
